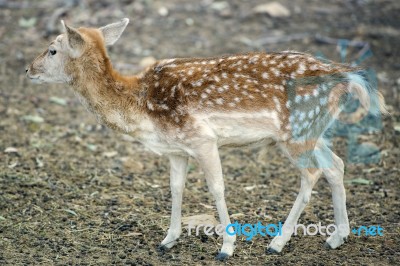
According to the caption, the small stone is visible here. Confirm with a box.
[253,2,291,17]
[118,252,127,259]
[35,157,44,168]
[18,17,37,28]
[219,8,232,18]
[210,2,229,11]
[102,151,118,158]
[4,147,18,153]
[21,115,44,123]
[158,7,169,17]
[377,72,389,83]
[394,123,400,133]
[185,18,194,26]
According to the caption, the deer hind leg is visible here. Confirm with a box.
[267,166,322,252]
[268,139,350,253]
[320,142,350,249]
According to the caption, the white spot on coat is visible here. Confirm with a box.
[215,98,224,105]
[271,68,280,76]
[192,80,203,87]
[147,101,154,111]
[320,96,328,105]
[297,62,306,74]
[273,96,281,112]
[308,110,314,119]
[299,112,306,121]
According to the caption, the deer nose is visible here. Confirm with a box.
[25,68,28,73]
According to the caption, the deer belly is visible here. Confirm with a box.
[203,111,281,147]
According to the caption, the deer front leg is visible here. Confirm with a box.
[160,155,188,250]
[193,142,236,261]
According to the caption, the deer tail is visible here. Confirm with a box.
[345,72,389,116]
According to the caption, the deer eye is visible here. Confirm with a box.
[49,49,57,56]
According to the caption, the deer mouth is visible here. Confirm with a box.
[27,75,44,84]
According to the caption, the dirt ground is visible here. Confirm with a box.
[0,0,399,265]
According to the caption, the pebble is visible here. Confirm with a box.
[158,7,169,17]
[394,123,400,133]
[4,147,18,153]
[253,2,291,17]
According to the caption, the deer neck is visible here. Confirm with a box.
[69,63,145,133]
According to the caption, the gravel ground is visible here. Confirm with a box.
[0,0,399,265]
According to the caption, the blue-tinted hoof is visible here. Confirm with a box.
[215,252,230,261]
[323,242,332,249]
[266,247,279,254]
[157,245,169,253]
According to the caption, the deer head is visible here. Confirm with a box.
[26,18,129,84]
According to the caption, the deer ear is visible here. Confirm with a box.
[61,20,84,57]
[99,18,129,46]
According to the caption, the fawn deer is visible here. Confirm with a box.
[26,18,387,260]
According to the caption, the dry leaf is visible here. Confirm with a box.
[103,151,118,158]
[230,213,245,219]
[182,214,218,228]
[21,115,44,123]
[123,232,142,237]
[49,96,67,106]
[63,209,78,216]
[199,203,214,209]
[120,157,144,172]
[8,162,18,169]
